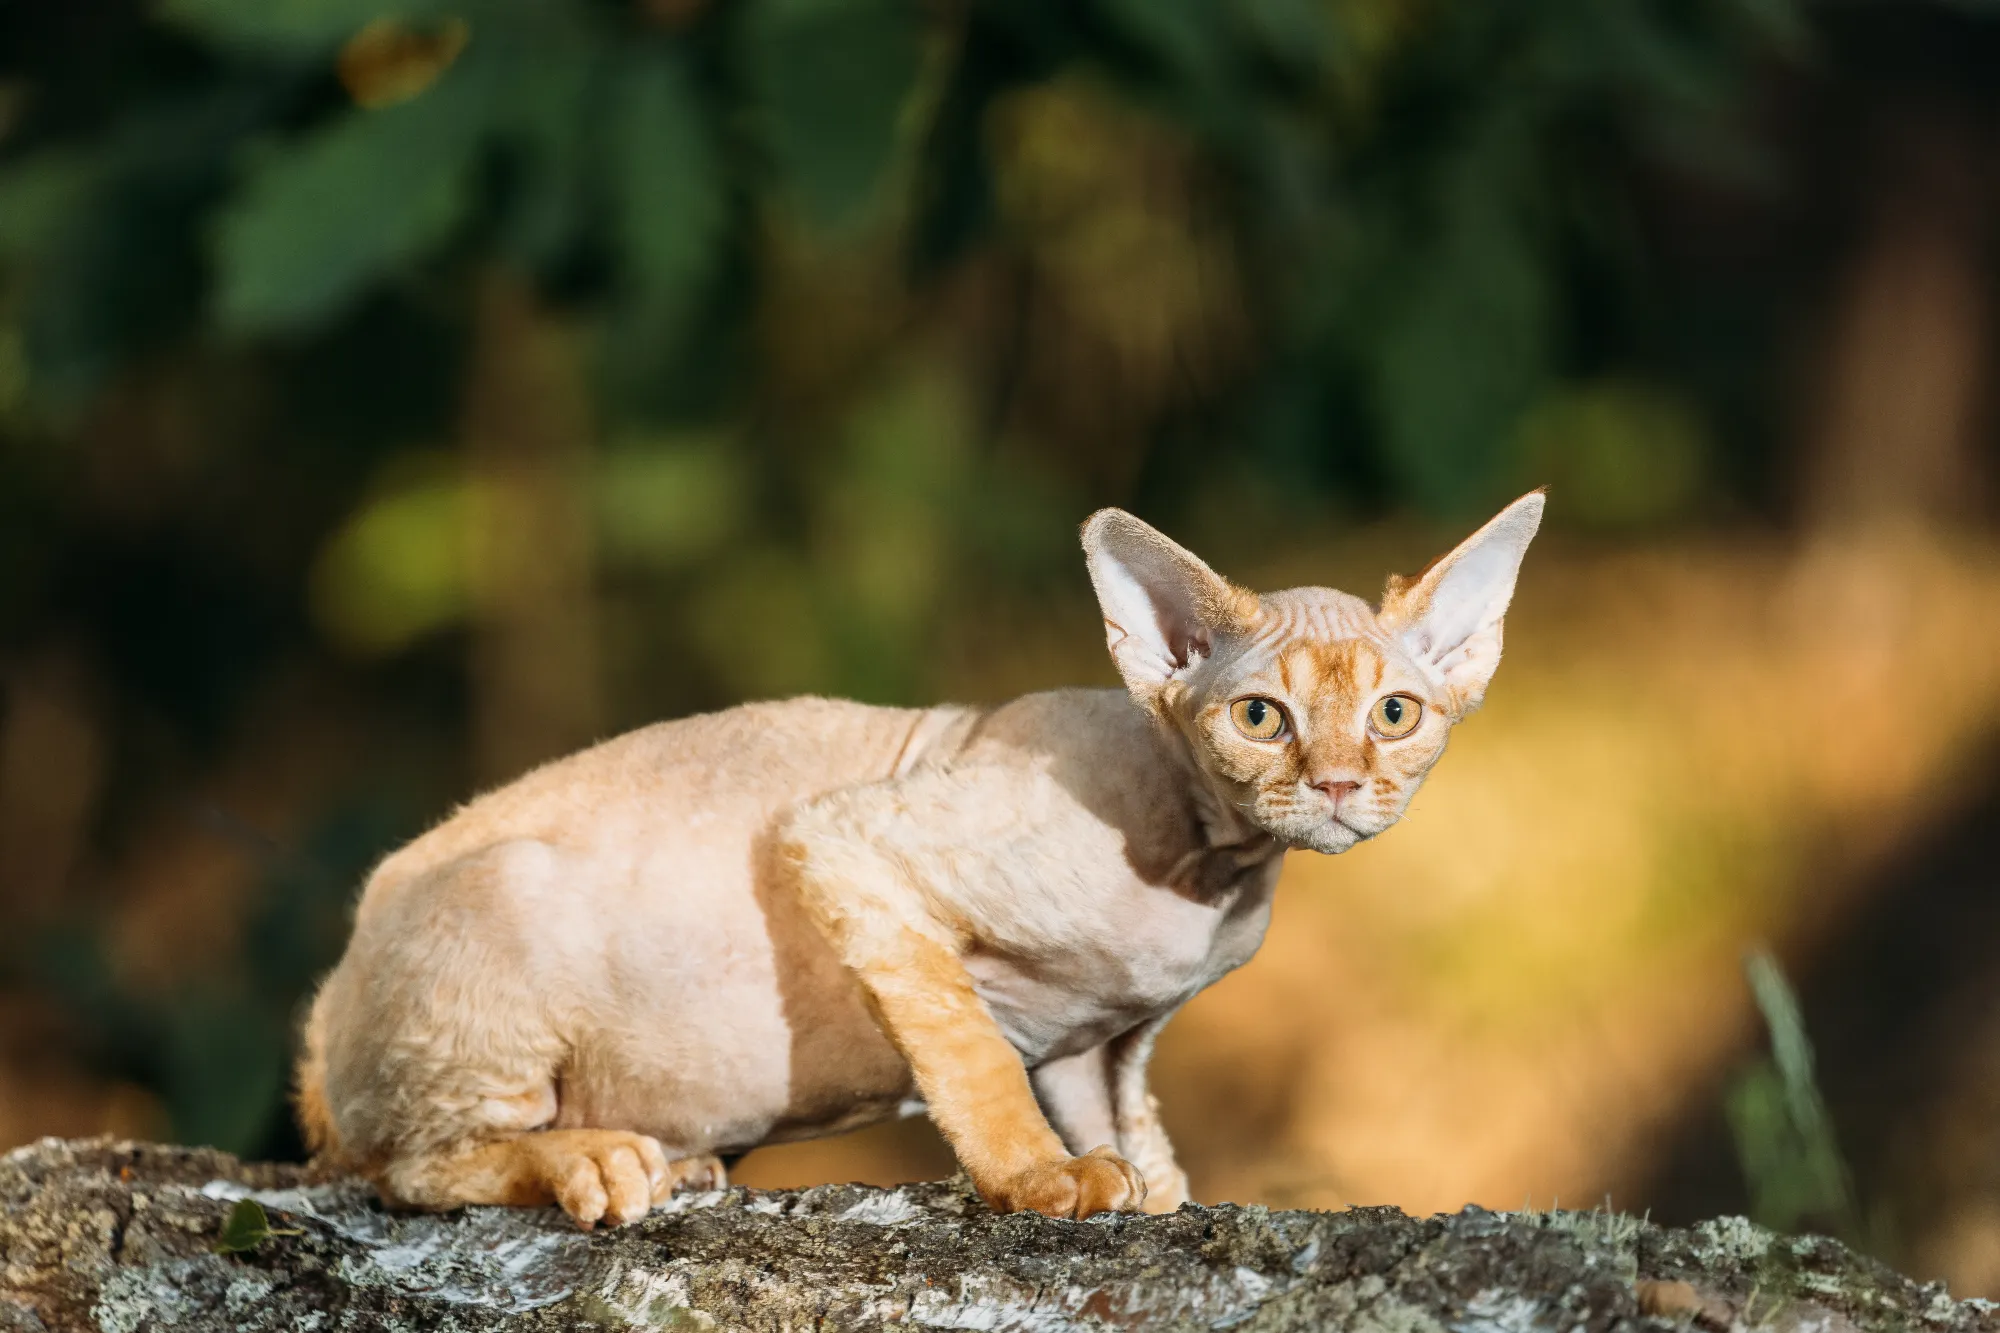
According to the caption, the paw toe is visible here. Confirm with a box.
[636,1138,675,1204]
[595,1143,654,1226]
[1078,1145,1146,1215]
[555,1158,609,1230]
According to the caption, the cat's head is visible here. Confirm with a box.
[1081,493,1543,854]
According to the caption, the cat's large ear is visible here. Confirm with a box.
[1378,490,1545,716]
[1082,509,1255,706]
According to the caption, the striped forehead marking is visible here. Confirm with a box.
[1279,636,1386,709]
[1228,587,1402,704]
[1247,587,1387,648]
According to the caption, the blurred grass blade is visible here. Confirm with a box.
[1726,948,1863,1244]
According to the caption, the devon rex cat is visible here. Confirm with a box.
[299,492,1544,1227]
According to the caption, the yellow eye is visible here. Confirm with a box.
[1370,694,1422,739]
[1230,696,1287,741]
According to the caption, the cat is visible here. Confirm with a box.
[297,491,1543,1227]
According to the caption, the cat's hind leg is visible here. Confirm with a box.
[380,1131,726,1230]
[1106,1014,1191,1213]
[311,839,724,1229]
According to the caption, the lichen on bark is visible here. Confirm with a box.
[1,1138,1993,1331]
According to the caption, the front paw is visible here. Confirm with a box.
[987,1146,1146,1219]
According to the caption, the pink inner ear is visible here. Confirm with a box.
[1146,592,1216,671]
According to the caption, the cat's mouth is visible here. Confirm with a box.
[1262,809,1369,854]
[1301,819,1366,854]
[1246,789,1387,853]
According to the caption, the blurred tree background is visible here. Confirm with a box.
[5,0,2000,1299]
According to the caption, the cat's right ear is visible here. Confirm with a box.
[1081,510,1254,705]
[1377,489,1544,716]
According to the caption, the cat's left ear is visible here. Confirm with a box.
[1082,509,1255,709]
[1378,490,1545,716]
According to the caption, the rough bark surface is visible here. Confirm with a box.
[1,1138,1994,1332]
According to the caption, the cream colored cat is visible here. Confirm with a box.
[299,492,1543,1227]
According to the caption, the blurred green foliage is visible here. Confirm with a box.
[1,0,1802,510]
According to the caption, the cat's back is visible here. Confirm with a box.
[367,695,949,897]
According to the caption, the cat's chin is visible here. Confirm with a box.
[1268,819,1366,855]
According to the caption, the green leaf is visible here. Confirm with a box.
[214,1198,303,1254]
[159,0,439,56]
[211,53,495,333]
[0,92,265,403]
[746,0,923,232]
[491,25,600,270]
[609,49,727,301]
[0,152,99,259]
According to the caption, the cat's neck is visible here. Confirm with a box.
[1160,713,1283,862]
[948,687,1282,870]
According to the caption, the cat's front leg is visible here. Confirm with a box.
[850,928,1144,1218]
[1107,1012,1192,1213]
[781,790,1146,1220]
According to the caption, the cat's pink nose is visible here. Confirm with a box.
[1311,778,1362,802]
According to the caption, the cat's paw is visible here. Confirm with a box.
[532,1133,723,1229]
[546,1131,673,1229]
[663,1153,727,1198]
[988,1146,1146,1219]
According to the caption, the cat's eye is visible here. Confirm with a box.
[1369,694,1422,740]
[1230,697,1288,741]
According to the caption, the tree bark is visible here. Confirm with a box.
[1,1138,1994,1332]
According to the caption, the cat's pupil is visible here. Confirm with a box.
[1247,700,1267,725]
[1382,698,1403,724]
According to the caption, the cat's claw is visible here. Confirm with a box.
[989,1146,1146,1219]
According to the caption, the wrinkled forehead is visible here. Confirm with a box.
[1226,587,1427,704]
[1255,586,1381,641]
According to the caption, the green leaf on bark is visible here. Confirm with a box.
[214,1198,303,1254]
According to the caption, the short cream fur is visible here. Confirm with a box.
[299,492,1545,1226]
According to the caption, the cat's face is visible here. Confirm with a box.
[1173,591,1453,852]
[1082,494,1544,854]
